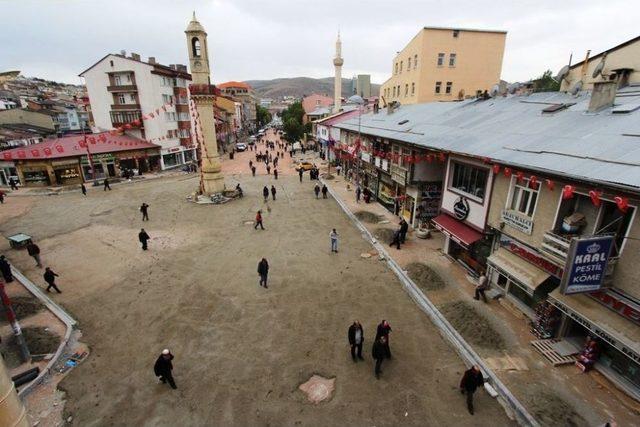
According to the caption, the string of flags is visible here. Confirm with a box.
[332,138,630,213]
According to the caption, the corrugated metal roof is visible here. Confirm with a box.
[335,92,640,190]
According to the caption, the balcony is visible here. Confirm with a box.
[110,110,142,127]
[541,231,618,280]
[189,84,221,96]
[390,163,407,186]
[111,103,141,111]
[107,84,138,92]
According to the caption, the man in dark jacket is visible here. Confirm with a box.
[0,256,13,283]
[139,228,150,250]
[460,365,484,415]
[314,184,320,199]
[298,167,303,182]
[348,321,364,362]
[154,349,177,389]
[399,219,409,243]
[140,203,149,221]
[271,185,277,201]
[372,336,387,379]
[43,267,61,293]
[375,320,393,358]
[389,228,402,250]
[26,242,42,268]
[263,186,269,202]
[321,185,328,199]
[103,178,111,191]
[257,258,269,288]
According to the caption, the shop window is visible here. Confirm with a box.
[449,161,488,202]
[435,81,442,94]
[437,53,445,66]
[508,177,540,218]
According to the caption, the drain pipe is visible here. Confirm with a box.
[0,357,29,427]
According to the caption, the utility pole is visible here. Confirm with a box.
[0,281,30,362]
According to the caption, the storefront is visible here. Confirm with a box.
[52,160,82,186]
[548,290,640,399]
[416,182,442,228]
[432,213,490,274]
[362,165,378,202]
[487,234,561,318]
[21,167,50,186]
[377,172,396,213]
[0,161,19,186]
[81,154,116,181]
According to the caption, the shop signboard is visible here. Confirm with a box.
[452,196,470,220]
[419,183,442,219]
[560,235,614,295]
[81,154,114,165]
[499,235,563,278]
[501,209,533,235]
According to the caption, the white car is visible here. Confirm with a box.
[235,143,248,152]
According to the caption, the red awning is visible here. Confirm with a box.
[432,214,483,248]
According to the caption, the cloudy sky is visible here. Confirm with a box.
[2,0,638,86]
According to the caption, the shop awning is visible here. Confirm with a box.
[548,289,640,363]
[431,214,482,248]
[487,249,550,296]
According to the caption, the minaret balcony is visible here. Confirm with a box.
[189,84,221,96]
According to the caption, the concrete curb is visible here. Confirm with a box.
[10,267,77,398]
[322,178,539,427]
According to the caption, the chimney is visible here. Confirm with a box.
[148,57,156,65]
[130,52,141,61]
[588,81,617,112]
[580,50,591,77]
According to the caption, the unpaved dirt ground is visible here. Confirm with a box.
[0,295,44,321]
[0,153,515,426]
[525,389,587,427]
[406,262,446,291]
[439,301,506,350]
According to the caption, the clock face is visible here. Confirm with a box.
[193,60,202,68]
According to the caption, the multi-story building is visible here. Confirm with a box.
[334,82,640,397]
[353,74,372,98]
[380,27,506,104]
[217,81,257,132]
[302,93,333,124]
[560,35,640,92]
[79,52,196,170]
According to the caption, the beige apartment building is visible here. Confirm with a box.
[380,27,506,104]
[560,35,640,92]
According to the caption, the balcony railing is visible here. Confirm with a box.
[107,84,138,92]
[110,110,142,127]
[541,230,618,279]
[188,84,221,96]
[111,103,141,111]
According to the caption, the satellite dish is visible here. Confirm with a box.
[592,54,607,78]
[569,80,583,95]
[555,65,570,82]
[489,84,500,97]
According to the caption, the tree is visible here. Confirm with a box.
[532,70,560,92]
[256,104,272,128]
[280,101,307,142]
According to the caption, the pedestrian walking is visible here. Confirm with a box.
[251,166,256,177]
[81,183,87,196]
[254,210,265,230]
[355,185,361,203]
[321,185,328,199]
[139,228,150,250]
[271,185,277,201]
[263,186,269,202]
[154,349,177,389]
[43,267,61,293]
[330,229,339,253]
[274,168,278,180]
[0,190,5,204]
[257,258,269,288]
[460,365,484,415]
[336,164,342,176]
[298,168,303,182]
[372,336,387,379]
[474,272,489,303]
[235,183,243,198]
[103,178,111,191]
[249,160,253,169]
[390,228,402,250]
[140,203,149,221]
[266,164,271,175]
[348,321,364,362]
[0,256,13,283]
[9,177,18,191]
[399,219,409,244]
[375,320,392,358]
[314,184,320,199]
[26,242,42,268]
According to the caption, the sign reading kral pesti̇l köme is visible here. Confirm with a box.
[561,235,614,295]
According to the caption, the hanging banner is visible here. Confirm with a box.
[560,235,614,295]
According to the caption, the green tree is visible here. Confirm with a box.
[533,70,560,92]
[255,104,272,128]
[281,101,306,142]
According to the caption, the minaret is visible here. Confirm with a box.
[333,32,343,113]
[185,12,225,195]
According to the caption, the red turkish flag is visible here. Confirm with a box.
[2,152,12,160]
[31,149,40,157]
[17,150,26,159]
[492,164,500,174]
[88,137,96,144]
[55,144,64,153]
[43,147,52,156]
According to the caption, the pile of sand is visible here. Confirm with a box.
[22,327,60,355]
[406,263,446,291]
[354,211,382,223]
[439,301,505,350]
[374,228,396,243]
[527,391,586,427]
[0,296,44,322]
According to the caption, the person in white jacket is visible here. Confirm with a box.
[330,229,339,253]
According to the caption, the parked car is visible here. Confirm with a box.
[235,142,248,152]
[295,161,316,172]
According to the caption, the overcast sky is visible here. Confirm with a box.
[2,0,638,86]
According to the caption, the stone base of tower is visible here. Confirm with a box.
[200,157,225,195]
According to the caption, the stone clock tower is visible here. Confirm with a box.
[185,12,225,195]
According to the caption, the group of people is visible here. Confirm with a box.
[313,183,328,199]
[262,186,277,202]
[1,239,64,293]
[355,185,372,204]
[348,320,393,379]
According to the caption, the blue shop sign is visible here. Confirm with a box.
[561,235,614,295]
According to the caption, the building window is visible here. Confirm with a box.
[414,54,418,68]
[400,61,403,72]
[435,81,442,94]
[453,30,460,38]
[129,94,136,103]
[192,37,201,57]
[162,94,173,104]
[405,84,408,96]
[392,86,396,97]
[411,82,415,95]
[126,74,131,83]
[437,53,445,66]
[450,161,489,202]
[395,63,398,74]
[114,75,122,86]
[446,82,452,94]
[449,53,457,67]
[508,177,540,218]
[408,57,411,70]
[117,94,126,104]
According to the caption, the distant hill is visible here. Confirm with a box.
[244,77,380,99]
